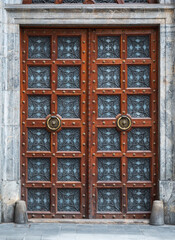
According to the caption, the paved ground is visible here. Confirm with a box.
[0,223,175,240]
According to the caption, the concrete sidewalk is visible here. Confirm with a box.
[0,223,175,240]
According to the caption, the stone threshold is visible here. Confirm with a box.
[29,219,149,224]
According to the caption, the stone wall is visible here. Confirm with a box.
[0,0,175,223]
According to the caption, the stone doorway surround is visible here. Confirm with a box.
[0,0,175,224]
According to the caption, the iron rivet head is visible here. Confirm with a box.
[133,215,136,218]
[103,184,105,186]
[123,153,125,156]
[72,122,75,125]
[92,163,95,166]
[42,183,45,186]
[133,184,136,186]
[63,184,65,187]
[113,121,115,124]
[123,163,125,166]
[92,90,95,93]
[52,215,55,218]
[53,163,55,166]
[103,121,105,125]
[83,153,85,156]
[133,121,136,124]
[113,184,116,186]
[83,215,86,218]
[132,60,135,63]
[93,111,95,114]
[83,81,85,84]
[73,153,75,157]
[83,184,85,187]
[143,153,146,156]
[63,61,65,64]
[83,61,85,64]
[42,153,45,156]
[143,60,146,63]
[103,153,105,156]
[92,153,95,156]
[42,90,45,93]
[143,121,146,124]
[103,60,105,63]
[52,183,55,186]
[73,184,75,187]
[83,143,85,146]
[53,61,55,64]
[92,60,95,63]
[83,194,85,197]
[93,50,95,53]
[123,60,125,63]
[42,215,45,218]
[123,50,125,53]
[133,90,135,93]
[52,173,55,176]
[93,194,95,197]
[43,60,46,64]
[92,173,95,176]
[133,153,136,156]
[143,184,146,186]
[22,194,24,197]
[22,153,25,156]
[93,184,95,187]
[102,215,105,218]
[83,174,85,177]
[52,153,55,156]
[83,163,85,167]
[83,51,85,54]
[32,215,35,218]
[72,215,75,218]
[123,215,126,219]
[113,153,115,156]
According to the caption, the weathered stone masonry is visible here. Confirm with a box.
[0,0,175,223]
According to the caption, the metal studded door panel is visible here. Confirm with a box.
[21,29,88,219]
[21,28,158,219]
[89,28,158,219]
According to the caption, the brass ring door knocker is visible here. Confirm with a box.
[46,115,61,132]
[116,114,132,131]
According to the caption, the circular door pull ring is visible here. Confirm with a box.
[116,115,132,131]
[46,115,61,132]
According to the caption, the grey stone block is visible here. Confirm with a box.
[14,200,28,224]
[150,200,164,226]
[164,185,175,225]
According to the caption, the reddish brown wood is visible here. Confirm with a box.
[22,0,158,4]
[21,27,158,219]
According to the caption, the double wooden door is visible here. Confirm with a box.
[21,28,158,219]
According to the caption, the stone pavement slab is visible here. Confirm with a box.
[0,223,175,240]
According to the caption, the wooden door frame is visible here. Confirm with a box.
[21,26,159,219]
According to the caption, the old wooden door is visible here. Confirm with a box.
[21,28,158,219]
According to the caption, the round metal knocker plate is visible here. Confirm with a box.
[46,116,61,132]
[116,115,132,131]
